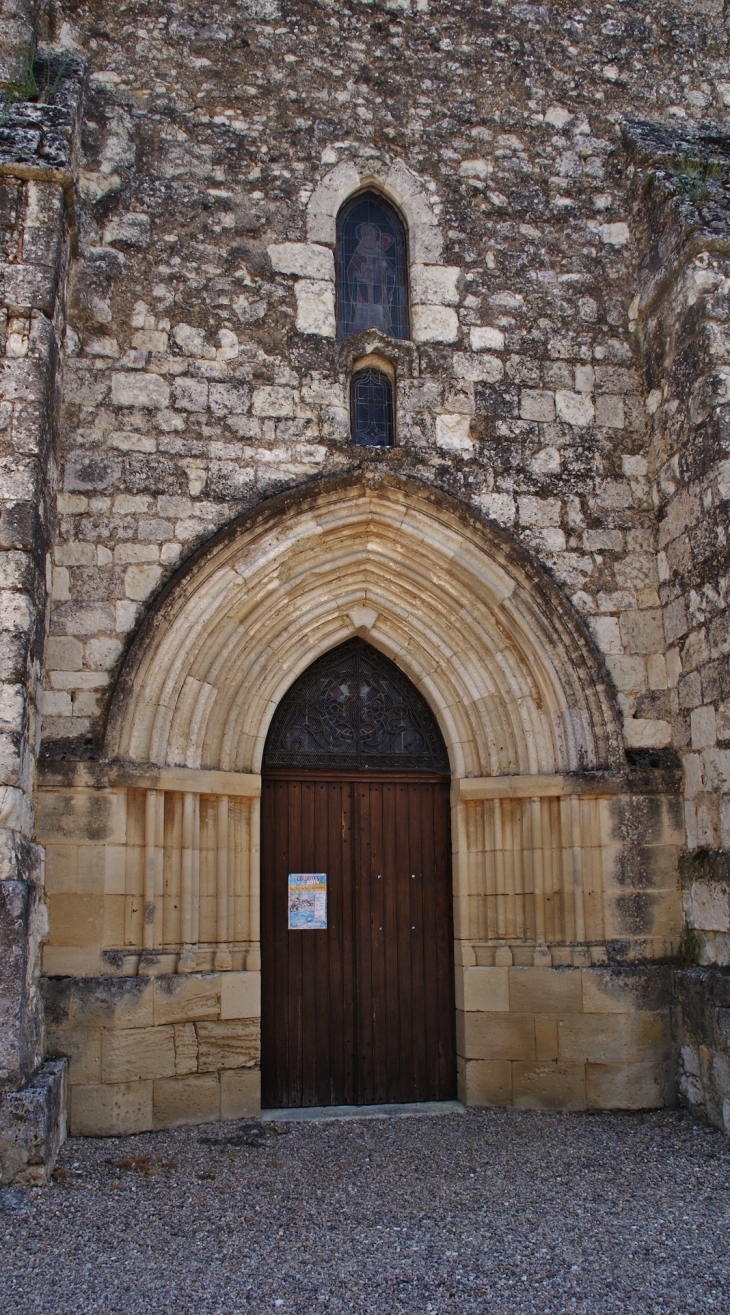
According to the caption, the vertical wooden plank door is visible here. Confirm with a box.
[261,772,456,1108]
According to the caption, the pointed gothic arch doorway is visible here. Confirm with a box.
[260,639,456,1108]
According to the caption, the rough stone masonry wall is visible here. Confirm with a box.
[625,116,730,1134]
[0,44,82,1181]
[0,0,38,83]
[43,0,729,764]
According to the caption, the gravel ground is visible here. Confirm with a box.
[1,1107,729,1314]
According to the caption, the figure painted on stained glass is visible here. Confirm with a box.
[347,221,397,335]
[337,192,409,341]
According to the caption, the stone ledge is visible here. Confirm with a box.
[0,1057,67,1186]
[37,758,262,797]
[457,762,682,801]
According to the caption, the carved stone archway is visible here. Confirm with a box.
[107,473,622,778]
[40,476,682,1131]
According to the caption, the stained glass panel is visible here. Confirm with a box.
[263,639,449,772]
[336,192,410,341]
[350,368,394,447]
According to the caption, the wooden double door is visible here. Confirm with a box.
[261,771,456,1109]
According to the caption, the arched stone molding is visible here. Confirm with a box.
[268,158,460,342]
[106,475,622,779]
[306,158,443,264]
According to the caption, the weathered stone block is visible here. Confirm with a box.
[595,394,625,427]
[174,1023,198,1075]
[124,563,163,601]
[70,1080,153,1137]
[173,377,209,411]
[209,382,250,416]
[582,969,636,1014]
[252,386,295,418]
[103,214,151,248]
[111,373,170,409]
[412,305,458,343]
[457,1010,535,1061]
[586,1061,664,1109]
[46,895,105,947]
[0,1058,67,1186]
[153,973,220,1025]
[470,326,505,352]
[411,265,460,305]
[0,878,32,1086]
[509,967,583,1014]
[196,1020,260,1072]
[101,1025,176,1083]
[462,1059,512,1107]
[79,969,149,1019]
[47,1028,101,1086]
[558,1012,668,1064]
[435,413,472,453]
[220,971,261,1020]
[0,264,57,312]
[295,280,336,337]
[603,888,682,942]
[520,389,555,422]
[42,948,103,977]
[153,1074,219,1129]
[36,790,126,845]
[220,1068,261,1120]
[453,352,503,384]
[555,390,594,427]
[268,243,335,281]
[535,1015,559,1060]
[513,1061,587,1111]
[457,966,509,1012]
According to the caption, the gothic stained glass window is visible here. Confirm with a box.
[263,639,449,773]
[336,192,410,341]
[350,368,394,447]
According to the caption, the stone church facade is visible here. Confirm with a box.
[2,0,730,1182]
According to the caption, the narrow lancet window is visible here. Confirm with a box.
[337,192,409,340]
[350,368,394,447]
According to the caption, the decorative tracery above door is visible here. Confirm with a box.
[263,639,449,772]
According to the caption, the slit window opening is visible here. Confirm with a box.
[350,368,395,447]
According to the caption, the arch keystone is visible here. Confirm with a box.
[348,605,379,633]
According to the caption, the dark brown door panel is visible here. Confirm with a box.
[261,773,455,1108]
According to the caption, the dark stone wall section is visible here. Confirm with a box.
[672,967,730,1133]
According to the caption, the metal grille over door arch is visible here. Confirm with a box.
[263,638,450,773]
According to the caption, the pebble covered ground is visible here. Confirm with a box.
[1,1108,729,1314]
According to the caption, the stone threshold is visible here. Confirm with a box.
[263,1100,465,1123]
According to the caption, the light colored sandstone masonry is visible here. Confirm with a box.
[3,0,730,1177]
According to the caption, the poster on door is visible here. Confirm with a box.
[288,873,327,929]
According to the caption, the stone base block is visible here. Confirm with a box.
[461,1058,512,1107]
[513,1061,587,1110]
[70,1079,153,1136]
[221,1068,261,1119]
[586,1061,665,1109]
[153,1074,220,1128]
[69,1067,262,1134]
[0,1058,68,1185]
